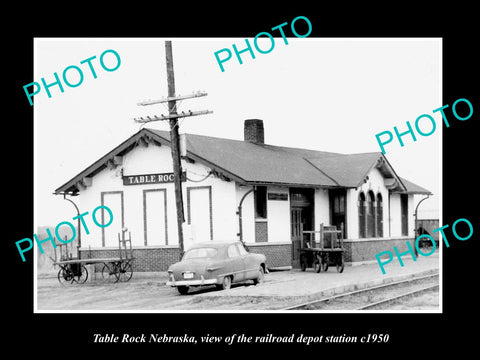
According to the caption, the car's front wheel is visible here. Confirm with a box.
[177,286,189,295]
[216,276,232,290]
[253,267,265,285]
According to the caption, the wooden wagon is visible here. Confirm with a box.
[52,231,135,285]
[299,223,345,273]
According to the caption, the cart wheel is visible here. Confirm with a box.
[336,256,345,273]
[300,255,307,271]
[322,254,329,272]
[102,263,120,283]
[322,262,329,272]
[117,262,133,282]
[73,265,88,284]
[58,267,75,285]
[313,255,321,273]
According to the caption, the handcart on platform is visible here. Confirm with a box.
[52,230,135,285]
[299,223,345,273]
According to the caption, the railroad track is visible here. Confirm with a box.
[356,283,439,310]
[283,273,439,311]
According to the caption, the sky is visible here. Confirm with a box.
[34,37,441,227]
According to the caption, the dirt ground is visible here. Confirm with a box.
[36,267,439,312]
[36,273,304,311]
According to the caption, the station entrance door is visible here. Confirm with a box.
[290,188,314,268]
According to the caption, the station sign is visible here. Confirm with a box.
[268,192,288,201]
[122,172,186,186]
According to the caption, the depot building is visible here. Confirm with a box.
[54,119,431,271]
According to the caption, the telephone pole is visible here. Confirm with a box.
[166,41,186,258]
[134,41,212,259]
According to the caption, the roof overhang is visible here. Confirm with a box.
[54,128,169,195]
[54,129,432,197]
[371,154,407,193]
[392,176,433,195]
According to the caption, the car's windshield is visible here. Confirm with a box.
[183,247,218,260]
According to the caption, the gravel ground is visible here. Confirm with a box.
[382,289,439,310]
[36,255,440,311]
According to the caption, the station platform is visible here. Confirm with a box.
[194,252,440,299]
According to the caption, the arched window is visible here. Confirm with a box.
[358,192,366,238]
[366,191,376,237]
[401,194,409,236]
[376,193,383,237]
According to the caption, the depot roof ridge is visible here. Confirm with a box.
[54,127,431,196]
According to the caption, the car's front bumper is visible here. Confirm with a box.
[166,274,218,287]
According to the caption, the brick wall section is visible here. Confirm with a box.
[244,119,265,143]
[246,243,291,269]
[417,219,440,243]
[343,241,353,263]
[79,247,181,272]
[344,237,416,263]
[80,244,291,271]
[80,239,417,271]
[255,221,268,243]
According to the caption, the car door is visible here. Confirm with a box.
[236,243,257,280]
[227,244,245,282]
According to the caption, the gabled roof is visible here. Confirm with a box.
[54,127,431,195]
[306,153,383,188]
[180,131,338,187]
[397,177,432,195]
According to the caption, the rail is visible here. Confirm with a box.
[356,284,439,310]
[283,272,439,310]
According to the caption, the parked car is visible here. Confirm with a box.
[166,241,267,294]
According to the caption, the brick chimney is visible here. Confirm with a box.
[244,119,264,144]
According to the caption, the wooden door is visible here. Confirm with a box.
[330,189,346,239]
[291,208,303,268]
